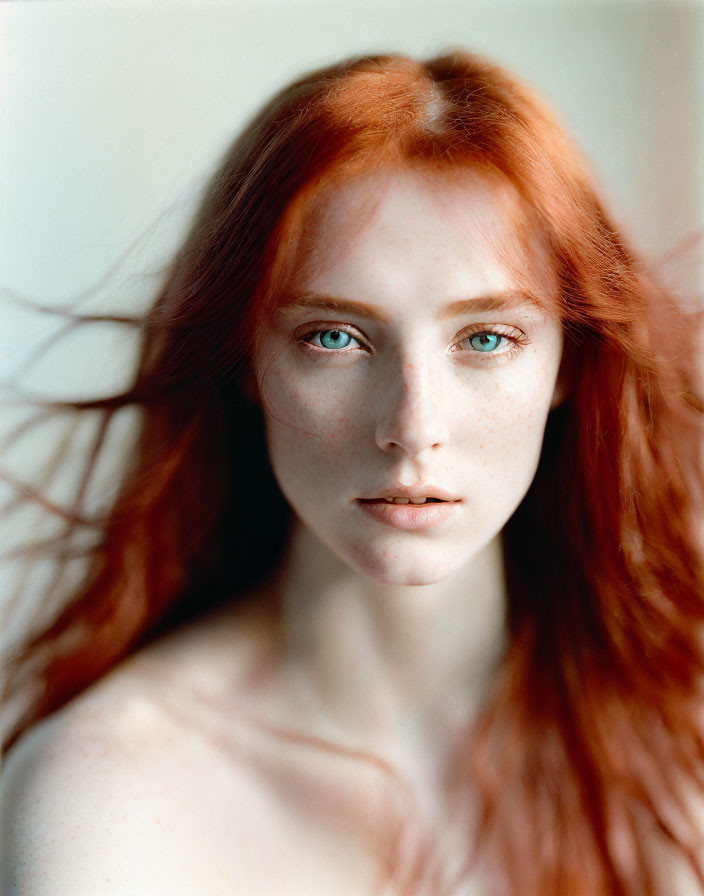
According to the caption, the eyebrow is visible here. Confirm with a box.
[276,290,544,323]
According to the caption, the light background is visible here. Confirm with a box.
[0,0,702,641]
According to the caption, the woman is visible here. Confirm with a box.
[2,50,704,896]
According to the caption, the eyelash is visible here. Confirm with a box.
[296,323,529,362]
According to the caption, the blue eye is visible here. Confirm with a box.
[469,333,503,352]
[299,327,363,355]
[317,329,353,350]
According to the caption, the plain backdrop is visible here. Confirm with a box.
[0,0,702,641]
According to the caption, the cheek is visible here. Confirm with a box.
[468,383,551,445]
[259,367,370,492]
[454,359,560,485]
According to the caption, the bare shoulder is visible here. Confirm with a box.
[1,683,168,893]
[0,594,284,895]
[0,591,385,895]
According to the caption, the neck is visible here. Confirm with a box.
[269,520,507,787]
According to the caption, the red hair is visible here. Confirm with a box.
[3,50,704,895]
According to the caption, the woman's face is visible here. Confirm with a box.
[253,168,563,586]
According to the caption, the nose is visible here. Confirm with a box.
[374,357,450,457]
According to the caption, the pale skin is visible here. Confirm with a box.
[2,168,569,895]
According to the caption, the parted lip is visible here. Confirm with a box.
[358,484,460,502]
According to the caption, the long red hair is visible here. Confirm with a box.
[3,50,704,895]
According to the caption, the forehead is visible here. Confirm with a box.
[286,166,557,313]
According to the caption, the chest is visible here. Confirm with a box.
[132,729,486,896]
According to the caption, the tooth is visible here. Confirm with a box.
[392,497,410,504]
[409,497,426,504]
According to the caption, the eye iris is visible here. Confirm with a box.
[320,330,351,350]
[470,333,501,352]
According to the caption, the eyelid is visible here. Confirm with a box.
[456,321,526,337]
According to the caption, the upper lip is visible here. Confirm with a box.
[359,484,460,502]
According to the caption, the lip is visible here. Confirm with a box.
[359,484,459,502]
[356,498,460,531]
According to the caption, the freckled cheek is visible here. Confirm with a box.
[265,373,370,439]
[261,374,370,488]
[452,376,556,472]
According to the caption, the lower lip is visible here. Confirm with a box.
[356,499,460,531]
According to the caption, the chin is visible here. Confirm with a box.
[382,569,452,586]
[345,542,461,587]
